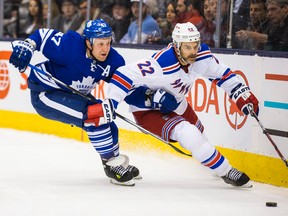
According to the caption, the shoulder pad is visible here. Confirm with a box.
[196,43,212,62]
[152,45,180,74]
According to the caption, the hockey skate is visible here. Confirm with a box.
[104,154,142,180]
[102,159,135,186]
[221,168,252,188]
[127,165,142,180]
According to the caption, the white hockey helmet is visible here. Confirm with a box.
[172,22,201,44]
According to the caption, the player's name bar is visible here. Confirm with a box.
[266,128,288,138]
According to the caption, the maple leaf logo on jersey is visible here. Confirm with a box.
[71,76,95,95]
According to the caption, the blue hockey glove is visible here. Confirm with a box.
[152,89,179,114]
[9,40,35,73]
[230,83,259,116]
[84,99,116,127]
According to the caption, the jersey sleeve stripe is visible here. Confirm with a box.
[163,62,180,71]
[152,44,173,60]
[153,49,165,60]
[210,69,236,87]
[196,50,212,62]
[197,50,211,57]
[162,116,185,141]
[196,54,212,62]
[39,29,54,52]
[195,119,204,133]
[110,80,129,93]
[163,62,180,75]
[39,92,83,119]
[110,72,133,93]
[33,65,61,89]
[201,149,225,169]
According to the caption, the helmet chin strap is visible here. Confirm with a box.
[86,40,98,61]
[89,49,98,61]
[174,40,201,65]
[174,42,189,65]
[86,37,112,62]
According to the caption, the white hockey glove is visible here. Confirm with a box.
[84,99,116,127]
[229,83,259,116]
[9,39,36,73]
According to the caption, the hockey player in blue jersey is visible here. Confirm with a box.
[9,19,140,186]
[87,22,260,187]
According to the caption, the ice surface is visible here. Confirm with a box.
[0,128,287,216]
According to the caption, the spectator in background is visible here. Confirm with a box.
[235,0,288,51]
[232,0,250,48]
[175,0,214,47]
[18,0,44,38]
[42,0,60,27]
[120,0,161,44]
[149,1,177,44]
[3,1,20,38]
[203,0,229,48]
[264,0,288,51]
[204,0,216,22]
[51,0,82,33]
[202,0,216,47]
[191,0,215,47]
[155,0,167,23]
[76,0,110,35]
[175,0,204,26]
[54,0,63,11]
[236,0,268,50]
[213,0,229,48]
[104,0,132,43]
[175,0,192,23]
[146,0,160,20]
[101,0,113,9]
[18,0,30,28]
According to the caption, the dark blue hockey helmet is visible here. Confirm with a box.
[83,19,112,44]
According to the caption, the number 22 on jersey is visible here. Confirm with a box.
[137,61,155,76]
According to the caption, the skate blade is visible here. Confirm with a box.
[134,174,143,180]
[110,179,135,187]
[229,182,253,188]
[240,182,253,188]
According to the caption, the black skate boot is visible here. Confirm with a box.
[221,168,252,188]
[102,159,135,186]
[126,165,142,180]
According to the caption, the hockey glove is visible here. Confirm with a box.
[230,83,259,116]
[9,39,35,73]
[152,89,179,114]
[84,99,116,127]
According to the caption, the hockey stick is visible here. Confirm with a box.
[248,106,288,168]
[28,64,192,157]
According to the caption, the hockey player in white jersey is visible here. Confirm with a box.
[9,19,140,186]
[91,22,259,187]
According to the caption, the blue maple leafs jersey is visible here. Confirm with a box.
[28,28,125,95]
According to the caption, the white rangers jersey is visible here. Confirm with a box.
[107,43,242,114]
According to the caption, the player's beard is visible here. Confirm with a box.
[182,54,197,64]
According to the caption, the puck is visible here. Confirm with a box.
[266,202,277,207]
